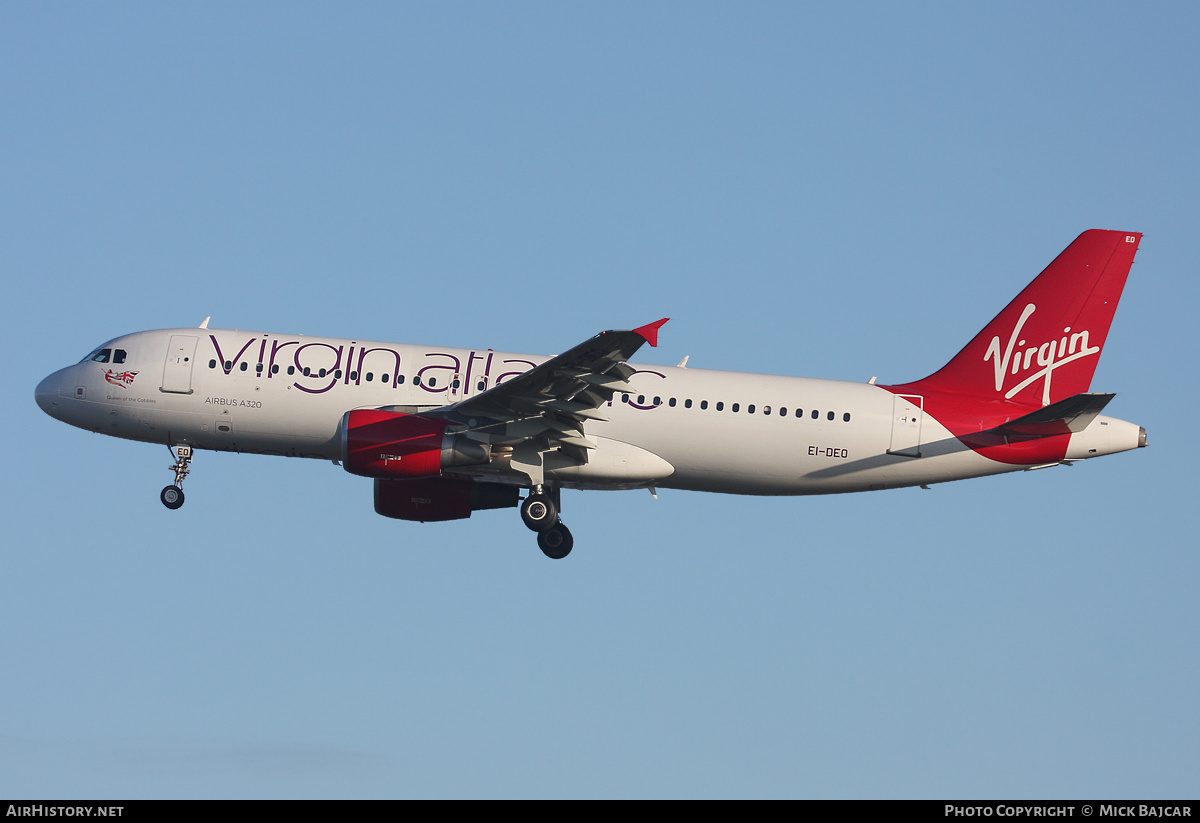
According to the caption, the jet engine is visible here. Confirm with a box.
[340,409,490,479]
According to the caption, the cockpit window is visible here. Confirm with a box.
[112,349,127,364]
[86,348,112,363]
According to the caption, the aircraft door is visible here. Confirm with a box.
[161,335,199,394]
[450,362,488,401]
[888,394,923,457]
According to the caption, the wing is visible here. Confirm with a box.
[427,318,668,469]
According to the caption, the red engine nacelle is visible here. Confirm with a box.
[374,477,519,522]
[341,409,490,479]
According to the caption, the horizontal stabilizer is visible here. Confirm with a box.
[989,392,1115,437]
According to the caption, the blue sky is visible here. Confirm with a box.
[3,2,1197,798]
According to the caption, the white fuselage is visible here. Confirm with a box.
[35,327,1144,496]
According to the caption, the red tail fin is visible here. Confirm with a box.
[896,230,1141,407]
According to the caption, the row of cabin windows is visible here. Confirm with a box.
[621,394,851,423]
[84,348,128,364]
[201,357,851,421]
[207,359,478,390]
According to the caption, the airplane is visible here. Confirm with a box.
[35,229,1146,559]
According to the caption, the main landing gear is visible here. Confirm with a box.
[161,445,192,510]
[521,485,573,559]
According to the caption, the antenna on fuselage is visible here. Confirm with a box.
[199,317,210,329]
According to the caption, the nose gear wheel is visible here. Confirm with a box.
[161,445,193,510]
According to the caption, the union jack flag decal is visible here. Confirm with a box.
[103,369,139,388]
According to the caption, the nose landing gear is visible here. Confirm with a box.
[521,485,573,559]
[161,445,192,510]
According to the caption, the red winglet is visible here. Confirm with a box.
[633,318,669,347]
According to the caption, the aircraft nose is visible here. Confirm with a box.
[35,370,66,417]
